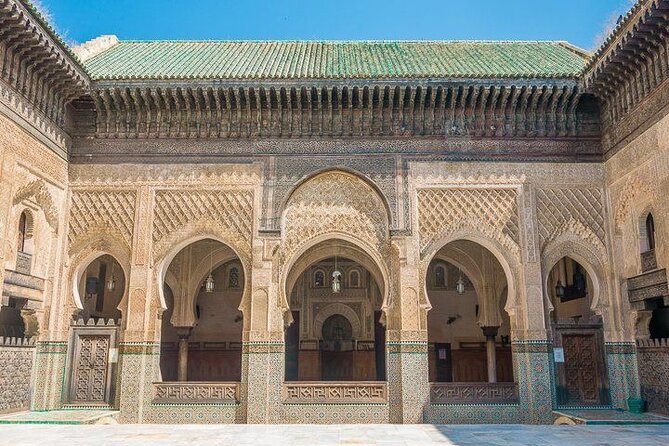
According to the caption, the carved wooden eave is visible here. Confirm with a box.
[71,79,599,144]
[583,0,669,154]
[0,0,90,152]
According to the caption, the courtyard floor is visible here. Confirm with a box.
[1,424,669,446]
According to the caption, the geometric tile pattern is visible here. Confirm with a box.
[605,343,641,410]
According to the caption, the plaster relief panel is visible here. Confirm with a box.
[417,188,520,256]
[536,187,606,252]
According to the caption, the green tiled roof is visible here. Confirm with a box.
[83,40,589,81]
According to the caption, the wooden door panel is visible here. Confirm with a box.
[554,326,609,406]
[72,334,110,403]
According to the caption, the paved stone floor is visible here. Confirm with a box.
[1,424,669,446]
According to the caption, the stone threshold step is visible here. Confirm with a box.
[0,410,118,425]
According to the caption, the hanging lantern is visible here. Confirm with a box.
[106,263,116,292]
[332,255,341,293]
[204,273,215,293]
[106,275,116,292]
[204,243,215,293]
[332,270,342,293]
[456,275,466,295]
[455,268,466,295]
[555,280,565,299]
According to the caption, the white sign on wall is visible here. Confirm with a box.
[553,347,565,363]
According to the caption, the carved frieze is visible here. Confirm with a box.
[282,382,387,404]
[430,382,518,404]
[152,382,239,404]
[81,83,593,141]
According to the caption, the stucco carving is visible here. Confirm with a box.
[536,187,606,253]
[281,171,389,260]
[541,237,609,315]
[152,189,254,258]
[614,175,654,230]
[12,179,59,232]
[313,303,363,340]
[417,188,520,257]
[68,190,136,248]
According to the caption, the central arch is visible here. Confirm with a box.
[283,237,388,382]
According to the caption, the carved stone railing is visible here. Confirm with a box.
[627,268,669,309]
[641,250,658,273]
[430,382,518,404]
[15,252,32,276]
[152,382,239,404]
[282,382,387,404]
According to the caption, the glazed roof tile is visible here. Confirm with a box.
[83,40,589,81]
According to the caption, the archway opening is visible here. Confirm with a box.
[547,256,609,406]
[77,254,125,322]
[426,240,514,384]
[159,238,243,382]
[640,212,658,272]
[284,239,386,382]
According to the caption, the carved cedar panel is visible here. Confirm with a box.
[68,190,136,247]
[417,188,520,255]
[152,189,254,254]
[536,188,605,251]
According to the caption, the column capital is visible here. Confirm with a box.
[481,326,499,338]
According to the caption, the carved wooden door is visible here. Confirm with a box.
[70,334,111,403]
[554,326,609,406]
[562,334,599,403]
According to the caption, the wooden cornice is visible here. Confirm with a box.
[72,80,599,140]
[0,0,90,127]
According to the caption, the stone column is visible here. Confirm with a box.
[176,329,191,381]
[482,326,499,383]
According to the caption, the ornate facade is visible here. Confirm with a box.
[1,0,669,423]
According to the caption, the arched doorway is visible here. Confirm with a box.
[426,240,514,385]
[66,254,126,405]
[77,254,125,322]
[159,238,244,382]
[547,256,610,406]
[284,239,386,382]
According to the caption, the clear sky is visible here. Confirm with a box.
[38,0,634,52]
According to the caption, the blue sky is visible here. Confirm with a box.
[39,0,633,52]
